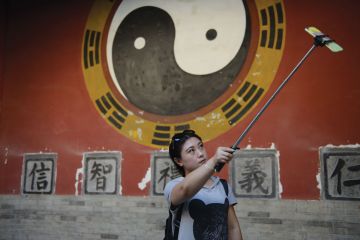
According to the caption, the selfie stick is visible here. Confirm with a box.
[214,26,343,172]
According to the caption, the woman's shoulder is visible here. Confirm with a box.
[163,177,184,201]
[164,177,184,191]
[166,176,184,186]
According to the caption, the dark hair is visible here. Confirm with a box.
[169,129,202,177]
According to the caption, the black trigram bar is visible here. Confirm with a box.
[84,30,101,69]
[260,3,284,50]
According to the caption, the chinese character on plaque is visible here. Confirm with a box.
[22,153,57,194]
[231,149,279,199]
[151,151,181,195]
[320,147,360,200]
[84,152,121,195]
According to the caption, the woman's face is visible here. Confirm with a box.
[178,137,208,175]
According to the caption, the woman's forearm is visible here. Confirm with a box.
[229,225,242,240]
[228,206,243,240]
[170,157,216,205]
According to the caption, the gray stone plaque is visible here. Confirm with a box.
[151,151,181,196]
[84,152,121,195]
[22,153,57,194]
[231,149,279,198]
[320,147,360,200]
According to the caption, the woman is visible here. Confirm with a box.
[164,130,243,240]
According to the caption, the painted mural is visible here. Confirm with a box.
[1,0,359,199]
[82,0,285,148]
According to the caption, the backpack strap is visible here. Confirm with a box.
[220,178,229,196]
[173,204,183,239]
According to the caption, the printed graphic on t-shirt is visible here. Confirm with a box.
[189,198,229,240]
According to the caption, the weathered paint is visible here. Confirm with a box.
[75,158,84,196]
[138,167,151,191]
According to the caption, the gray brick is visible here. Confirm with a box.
[248,211,270,218]
[68,200,85,206]
[247,217,283,224]
[305,220,333,228]
[1,203,15,209]
[60,215,77,221]
[100,233,119,239]
[0,214,15,219]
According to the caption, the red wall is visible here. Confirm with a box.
[0,1,6,188]
[1,0,359,199]
[0,1,5,122]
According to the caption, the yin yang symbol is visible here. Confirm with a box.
[106,0,250,116]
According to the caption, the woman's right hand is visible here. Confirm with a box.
[213,147,235,164]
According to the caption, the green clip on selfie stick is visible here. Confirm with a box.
[214,26,343,172]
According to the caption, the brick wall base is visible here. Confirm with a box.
[1,195,359,240]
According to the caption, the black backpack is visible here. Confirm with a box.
[163,179,228,240]
[163,203,184,240]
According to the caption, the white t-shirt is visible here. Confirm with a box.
[164,176,237,240]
